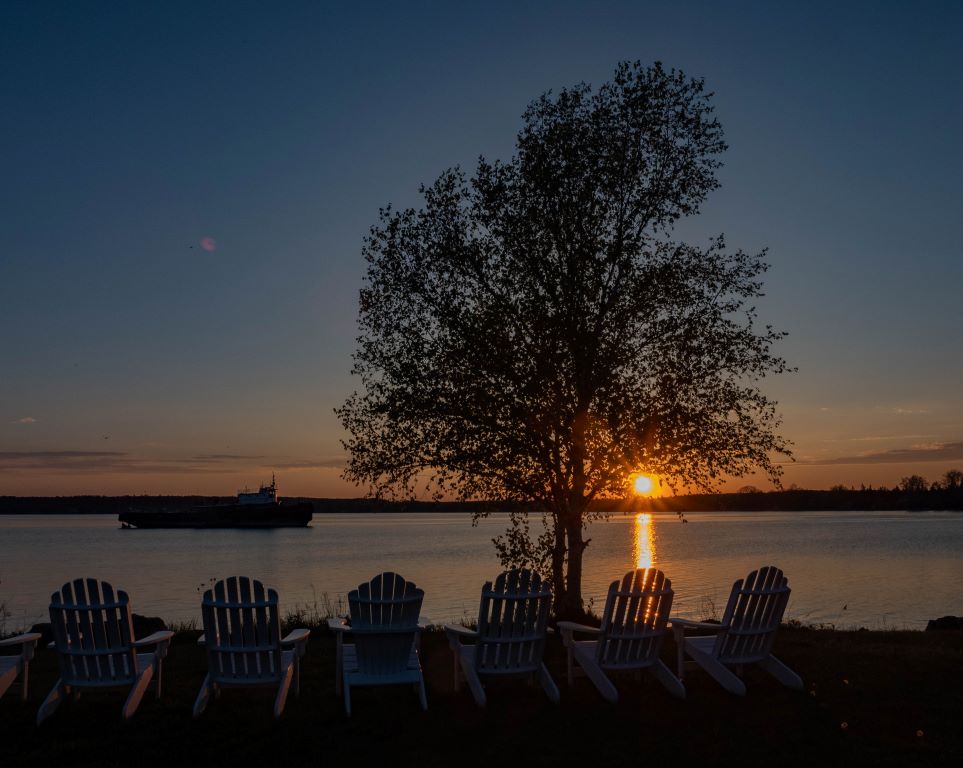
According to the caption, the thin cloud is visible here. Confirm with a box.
[0,450,342,475]
[11,417,37,424]
[799,441,963,465]
[848,434,933,443]
[270,458,346,469]
[0,451,234,475]
[191,454,264,461]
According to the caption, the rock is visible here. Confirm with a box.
[28,622,52,645]
[925,616,963,631]
[132,614,167,636]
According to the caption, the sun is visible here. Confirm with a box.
[633,474,654,495]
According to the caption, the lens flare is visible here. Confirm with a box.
[633,474,654,495]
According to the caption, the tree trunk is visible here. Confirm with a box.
[558,520,586,620]
[553,409,590,620]
[549,513,566,607]
[551,498,588,620]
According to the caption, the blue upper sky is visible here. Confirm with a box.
[2,1,961,495]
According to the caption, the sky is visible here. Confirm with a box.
[1,1,961,496]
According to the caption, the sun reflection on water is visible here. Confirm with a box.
[632,512,656,569]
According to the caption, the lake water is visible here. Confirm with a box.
[1,510,960,631]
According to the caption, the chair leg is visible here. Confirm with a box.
[573,649,618,704]
[123,664,154,720]
[22,659,31,702]
[344,680,352,717]
[651,660,686,699]
[20,660,30,701]
[155,656,164,698]
[37,680,68,725]
[566,646,574,686]
[686,645,746,696]
[193,674,214,718]
[461,659,487,707]
[452,648,460,692]
[760,654,803,690]
[273,663,294,719]
[293,655,301,698]
[537,663,560,704]
[416,674,428,711]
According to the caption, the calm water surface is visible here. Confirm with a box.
[1,511,960,630]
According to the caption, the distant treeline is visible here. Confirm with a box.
[1,485,961,515]
[630,486,963,513]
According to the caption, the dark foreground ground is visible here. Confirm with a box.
[2,628,961,767]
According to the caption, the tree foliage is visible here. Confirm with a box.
[899,474,929,493]
[338,61,792,617]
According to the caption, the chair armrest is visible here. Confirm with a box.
[557,621,600,643]
[327,618,350,632]
[668,619,726,631]
[444,624,477,650]
[134,630,176,646]
[282,628,310,644]
[669,618,728,647]
[0,632,42,648]
[197,634,207,645]
[281,628,310,657]
[0,632,42,660]
[134,630,175,659]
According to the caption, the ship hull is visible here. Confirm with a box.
[118,502,313,529]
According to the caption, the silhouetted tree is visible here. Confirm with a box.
[942,469,962,490]
[339,61,791,618]
[899,475,928,493]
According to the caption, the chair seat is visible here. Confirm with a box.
[685,634,767,665]
[684,635,717,655]
[341,643,421,674]
[210,649,293,685]
[460,642,541,676]
[573,639,663,671]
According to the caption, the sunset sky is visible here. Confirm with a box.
[2,2,961,496]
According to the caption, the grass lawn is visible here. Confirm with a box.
[2,627,961,767]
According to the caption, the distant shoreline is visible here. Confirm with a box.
[1,488,961,515]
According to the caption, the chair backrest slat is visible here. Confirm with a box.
[715,566,791,663]
[596,568,673,668]
[202,577,282,683]
[475,568,550,674]
[348,572,423,675]
[49,579,137,686]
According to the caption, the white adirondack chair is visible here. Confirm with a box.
[194,576,310,719]
[0,631,42,702]
[558,568,684,702]
[444,568,559,707]
[670,565,803,696]
[38,578,174,724]
[327,572,427,716]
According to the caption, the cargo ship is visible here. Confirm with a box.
[119,476,312,528]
